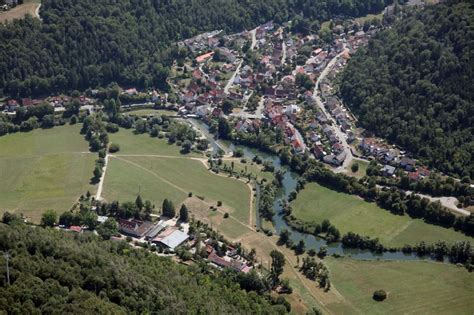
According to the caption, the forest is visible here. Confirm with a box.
[0,222,287,314]
[0,0,389,97]
[339,2,474,178]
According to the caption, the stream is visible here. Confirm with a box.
[190,118,432,261]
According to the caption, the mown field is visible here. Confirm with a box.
[103,155,251,223]
[0,125,96,222]
[325,257,474,314]
[109,129,202,157]
[291,183,472,247]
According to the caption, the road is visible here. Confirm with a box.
[312,48,353,171]
[224,28,257,94]
[406,191,471,216]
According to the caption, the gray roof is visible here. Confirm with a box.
[159,230,189,250]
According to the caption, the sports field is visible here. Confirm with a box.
[103,155,252,222]
[325,257,474,314]
[291,182,472,247]
[0,125,96,222]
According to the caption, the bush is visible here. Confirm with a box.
[224,213,229,218]
[373,290,387,301]
[109,143,120,153]
[351,163,359,173]
[217,201,222,207]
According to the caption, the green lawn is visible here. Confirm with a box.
[291,183,472,247]
[349,159,369,177]
[0,125,96,222]
[103,156,251,222]
[109,129,202,157]
[325,257,474,315]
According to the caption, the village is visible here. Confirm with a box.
[1,14,468,211]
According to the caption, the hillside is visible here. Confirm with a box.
[0,223,282,314]
[340,2,474,178]
[0,0,388,97]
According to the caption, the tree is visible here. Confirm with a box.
[373,290,387,301]
[82,211,98,230]
[97,218,118,240]
[135,195,144,210]
[41,209,57,227]
[59,211,74,227]
[218,118,231,140]
[351,162,359,173]
[270,250,285,284]
[295,239,306,255]
[181,140,192,153]
[109,143,120,153]
[162,198,176,218]
[179,204,189,222]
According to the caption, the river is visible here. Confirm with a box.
[189,118,437,261]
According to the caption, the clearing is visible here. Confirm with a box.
[325,257,474,314]
[0,125,96,222]
[291,182,472,247]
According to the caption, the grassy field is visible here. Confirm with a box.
[0,0,40,24]
[109,129,202,157]
[291,183,472,247]
[103,155,251,222]
[0,125,96,222]
[221,159,274,182]
[325,257,474,314]
[349,159,369,177]
[124,109,177,116]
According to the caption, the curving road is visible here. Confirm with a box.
[312,48,353,171]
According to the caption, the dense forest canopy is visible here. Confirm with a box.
[340,2,474,178]
[0,223,284,314]
[0,0,389,97]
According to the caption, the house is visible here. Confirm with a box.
[6,99,18,112]
[68,226,83,233]
[118,219,154,238]
[382,165,396,177]
[207,250,252,273]
[400,157,416,171]
[313,145,325,159]
[145,222,168,241]
[196,51,214,63]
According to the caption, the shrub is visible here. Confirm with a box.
[373,290,387,301]
[351,162,359,173]
[224,213,229,218]
[217,201,222,207]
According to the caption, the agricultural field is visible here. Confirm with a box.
[325,257,474,314]
[103,155,252,222]
[0,125,96,222]
[291,183,472,247]
[0,0,41,24]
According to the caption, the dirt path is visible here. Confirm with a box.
[0,2,40,23]
[95,154,109,201]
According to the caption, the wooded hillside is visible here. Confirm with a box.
[340,2,474,178]
[0,0,388,97]
[0,223,283,314]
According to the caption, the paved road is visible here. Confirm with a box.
[224,28,257,95]
[95,154,109,201]
[313,48,353,171]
